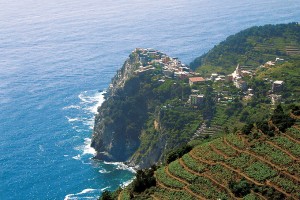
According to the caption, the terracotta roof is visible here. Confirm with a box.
[189,77,205,82]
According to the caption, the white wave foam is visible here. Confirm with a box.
[78,188,96,195]
[83,118,95,129]
[63,105,81,110]
[103,161,136,173]
[78,90,106,113]
[64,188,100,200]
[66,116,81,122]
[74,90,107,129]
[72,154,81,160]
[100,186,110,192]
[120,177,135,188]
[74,138,96,157]
[78,92,91,103]
[83,138,96,155]
[65,90,106,126]
[90,91,106,114]
[99,169,111,174]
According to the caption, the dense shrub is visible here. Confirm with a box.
[99,191,113,200]
[271,104,295,132]
[132,165,157,193]
[242,123,254,135]
[229,179,252,197]
[166,144,192,164]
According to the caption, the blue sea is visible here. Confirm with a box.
[0,0,299,199]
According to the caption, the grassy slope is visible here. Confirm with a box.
[189,23,300,132]
[101,23,300,199]
[190,23,300,75]
[122,115,300,200]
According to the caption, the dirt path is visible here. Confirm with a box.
[219,162,264,186]
[179,158,204,176]
[224,137,300,184]
[265,180,293,199]
[183,186,206,200]
[191,145,295,198]
[154,171,183,192]
[156,167,206,200]
[189,151,216,165]
[155,178,182,192]
[150,194,159,200]
[176,158,223,200]
[202,172,239,200]
[250,190,268,200]
[179,157,234,198]
[266,140,300,161]
[237,133,251,146]
[269,120,280,133]
[190,146,264,187]
[224,138,285,171]
[210,144,229,159]
[164,166,206,199]
[290,113,300,120]
[165,166,189,185]
[118,192,121,200]
[283,133,300,145]
[294,125,300,130]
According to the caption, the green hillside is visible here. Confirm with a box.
[113,108,300,200]
[98,23,300,200]
[190,23,300,75]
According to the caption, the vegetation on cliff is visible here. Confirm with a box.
[92,49,204,166]
[190,23,300,74]
[95,23,300,199]
[106,105,300,200]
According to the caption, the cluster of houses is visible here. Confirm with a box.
[262,58,286,104]
[133,48,194,78]
[132,48,286,107]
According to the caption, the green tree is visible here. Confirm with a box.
[132,165,157,193]
[271,104,295,132]
[99,191,113,200]
[229,179,252,197]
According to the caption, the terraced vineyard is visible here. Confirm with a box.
[117,117,300,200]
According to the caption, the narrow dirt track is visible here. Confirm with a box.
[224,137,300,183]
[265,181,294,199]
[155,168,205,199]
[189,151,216,165]
[190,147,265,187]
[283,133,300,145]
[165,166,206,200]
[210,144,230,159]
[266,140,300,161]
[183,186,206,200]
[179,158,238,200]
[165,166,189,185]
[155,178,182,192]
[224,138,285,171]
[290,113,300,120]
[250,190,268,200]
[150,194,160,200]
[219,162,264,186]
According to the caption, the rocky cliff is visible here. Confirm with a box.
[91,48,201,168]
[91,50,143,161]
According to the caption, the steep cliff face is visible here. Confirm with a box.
[91,51,143,161]
[91,48,201,168]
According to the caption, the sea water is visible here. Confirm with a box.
[0,0,299,199]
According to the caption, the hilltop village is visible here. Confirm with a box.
[132,48,285,108]
[96,23,300,200]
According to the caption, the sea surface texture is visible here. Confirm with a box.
[0,0,299,199]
